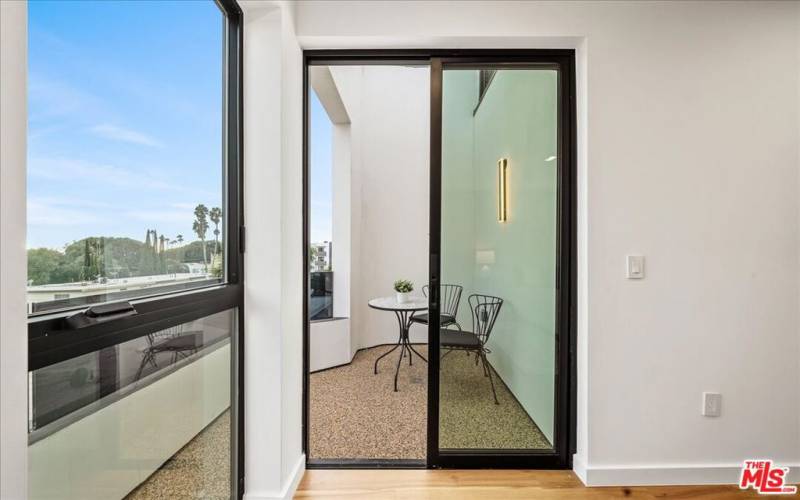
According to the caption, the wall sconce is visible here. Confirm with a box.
[497,158,508,222]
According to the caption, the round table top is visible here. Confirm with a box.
[368,296,428,311]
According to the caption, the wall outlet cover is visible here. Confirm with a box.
[702,392,722,417]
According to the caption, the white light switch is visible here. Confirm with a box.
[702,392,722,417]
[626,255,645,279]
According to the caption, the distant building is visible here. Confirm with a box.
[26,272,212,314]
[310,241,332,272]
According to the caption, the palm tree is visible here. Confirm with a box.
[193,204,209,272]
[209,207,222,257]
[176,234,183,245]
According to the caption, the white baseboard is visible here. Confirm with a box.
[281,454,306,500]
[244,454,306,500]
[572,453,588,484]
[573,455,800,487]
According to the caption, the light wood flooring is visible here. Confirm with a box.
[295,469,774,499]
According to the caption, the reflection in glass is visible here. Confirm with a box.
[440,68,558,451]
[28,309,236,499]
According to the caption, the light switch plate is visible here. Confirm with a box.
[702,392,722,417]
[626,255,645,279]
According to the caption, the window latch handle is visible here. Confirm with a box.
[65,301,137,330]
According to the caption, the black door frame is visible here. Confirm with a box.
[302,49,577,470]
[429,52,576,469]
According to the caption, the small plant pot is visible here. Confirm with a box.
[396,292,411,303]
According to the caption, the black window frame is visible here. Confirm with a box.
[26,0,245,497]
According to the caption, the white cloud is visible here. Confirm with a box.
[170,202,200,210]
[89,123,162,148]
[27,197,105,226]
[122,209,192,224]
[29,157,185,193]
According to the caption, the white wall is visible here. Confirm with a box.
[309,319,351,371]
[0,2,28,498]
[330,66,431,350]
[331,124,352,321]
[295,0,800,486]
[240,1,304,498]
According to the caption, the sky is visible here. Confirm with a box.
[27,0,223,249]
[309,89,333,243]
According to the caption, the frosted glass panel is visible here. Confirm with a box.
[439,68,558,451]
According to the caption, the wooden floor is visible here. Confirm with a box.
[295,470,767,499]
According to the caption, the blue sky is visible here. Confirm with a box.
[27,0,223,249]
[309,90,333,243]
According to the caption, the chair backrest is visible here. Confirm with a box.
[422,284,463,318]
[146,323,183,346]
[468,294,503,345]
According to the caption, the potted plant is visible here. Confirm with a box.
[393,279,414,303]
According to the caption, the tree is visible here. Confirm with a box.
[209,207,222,257]
[27,248,67,285]
[158,234,168,273]
[81,237,105,281]
[176,234,184,245]
[150,229,160,274]
[193,204,210,272]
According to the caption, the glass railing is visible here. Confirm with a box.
[310,271,333,321]
[28,309,236,499]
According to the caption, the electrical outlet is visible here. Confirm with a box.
[702,392,721,417]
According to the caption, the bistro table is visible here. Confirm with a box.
[368,296,428,391]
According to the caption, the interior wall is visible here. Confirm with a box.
[330,65,431,349]
[295,0,800,485]
[241,1,305,498]
[0,1,28,498]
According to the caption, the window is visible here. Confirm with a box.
[27,0,229,314]
[26,1,243,498]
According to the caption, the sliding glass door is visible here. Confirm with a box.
[428,54,575,467]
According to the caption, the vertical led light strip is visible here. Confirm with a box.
[497,158,508,222]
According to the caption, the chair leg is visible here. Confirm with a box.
[478,350,489,377]
[440,348,454,360]
[480,352,499,405]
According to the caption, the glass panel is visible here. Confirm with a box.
[28,309,236,499]
[439,67,558,451]
[27,1,225,315]
[308,88,334,322]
